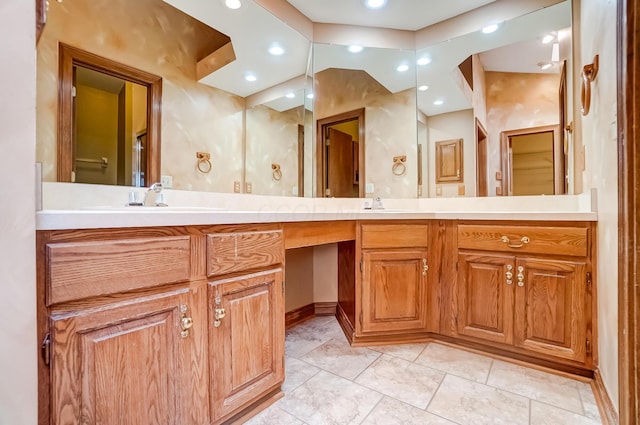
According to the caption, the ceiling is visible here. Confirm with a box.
[163,0,571,116]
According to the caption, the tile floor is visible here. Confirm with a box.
[246,316,602,425]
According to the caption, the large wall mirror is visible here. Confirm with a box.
[37,0,573,199]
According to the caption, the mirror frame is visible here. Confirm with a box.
[57,43,163,185]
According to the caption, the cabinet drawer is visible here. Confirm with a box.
[207,230,284,277]
[361,224,428,249]
[47,236,191,305]
[457,225,588,257]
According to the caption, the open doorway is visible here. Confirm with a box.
[316,108,365,197]
[500,125,563,196]
[475,118,488,197]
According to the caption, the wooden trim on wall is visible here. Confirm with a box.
[593,368,620,425]
[285,302,338,329]
[618,0,639,422]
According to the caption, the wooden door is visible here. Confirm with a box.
[49,289,190,425]
[457,253,515,345]
[361,250,428,333]
[513,258,587,363]
[327,128,356,197]
[209,269,285,422]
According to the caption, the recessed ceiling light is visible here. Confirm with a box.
[417,57,432,66]
[225,0,241,10]
[348,45,364,53]
[418,85,429,91]
[542,34,556,44]
[245,74,257,82]
[268,45,285,56]
[433,100,444,106]
[396,64,409,72]
[364,0,386,9]
[306,92,314,99]
[482,24,499,34]
[285,92,295,99]
[537,62,553,70]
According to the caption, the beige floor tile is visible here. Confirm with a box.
[427,374,530,425]
[355,354,445,408]
[278,370,383,425]
[282,356,320,393]
[361,397,458,425]
[300,338,381,380]
[415,343,493,383]
[285,317,343,358]
[531,400,603,425]
[487,360,584,414]
[576,381,602,420]
[244,405,304,425]
[368,343,427,361]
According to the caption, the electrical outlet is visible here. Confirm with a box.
[161,175,173,188]
[234,181,241,193]
[245,182,252,193]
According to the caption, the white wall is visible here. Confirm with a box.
[578,0,619,410]
[0,1,37,424]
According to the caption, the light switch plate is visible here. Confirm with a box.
[245,182,252,193]
[233,181,241,193]
[436,186,442,196]
[161,175,173,188]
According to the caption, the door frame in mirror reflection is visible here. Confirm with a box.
[57,43,162,186]
[500,125,563,196]
[475,118,488,197]
[316,108,365,198]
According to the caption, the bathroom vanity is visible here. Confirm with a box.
[36,194,597,424]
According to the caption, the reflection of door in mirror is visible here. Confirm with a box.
[500,125,563,196]
[74,66,147,186]
[435,139,463,183]
[475,119,488,197]
[316,109,365,198]
[58,44,162,186]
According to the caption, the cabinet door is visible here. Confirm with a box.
[50,289,191,425]
[361,250,428,333]
[514,258,587,363]
[209,269,285,422]
[457,253,515,345]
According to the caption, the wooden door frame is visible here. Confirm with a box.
[499,124,562,196]
[316,108,365,197]
[618,0,639,422]
[475,118,488,197]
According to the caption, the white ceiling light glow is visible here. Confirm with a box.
[417,57,432,66]
[364,0,387,10]
[285,92,295,99]
[481,24,499,34]
[542,33,556,44]
[551,43,560,62]
[396,64,409,72]
[244,74,257,82]
[433,100,444,106]
[306,92,314,99]
[537,61,553,70]
[225,0,241,10]
[348,45,364,53]
[268,45,285,56]
[418,85,429,91]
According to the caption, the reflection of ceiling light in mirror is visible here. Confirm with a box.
[542,34,556,44]
[348,45,364,53]
[268,45,285,56]
[364,0,386,9]
[482,24,499,34]
[537,62,553,70]
[244,74,257,82]
[433,100,444,106]
[306,93,314,99]
[418,85,429,91]
[285,93,295,99]
[551,43,560,62]
[417,57,432,66]
[396,64,409,72]
[225,0,241,10]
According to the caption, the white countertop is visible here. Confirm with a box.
[36,183,598,230]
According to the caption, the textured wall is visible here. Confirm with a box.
[314,68,418,198]
[36,0,244,192]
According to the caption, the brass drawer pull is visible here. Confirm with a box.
[180,304,193,338]
[213,296,226,328]
[422,258,428,276]
[501,235,530,248]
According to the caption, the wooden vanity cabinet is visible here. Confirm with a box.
[456,223,594,367]
[205,228,285,423]
[357,223,430,337]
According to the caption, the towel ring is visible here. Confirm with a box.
[272,163,282,181]
[392,155,407,176]
[580,55,599,116]
[196,152,212,174]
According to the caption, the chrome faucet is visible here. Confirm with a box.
[371,197,384,210]
[143,182,167,206]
